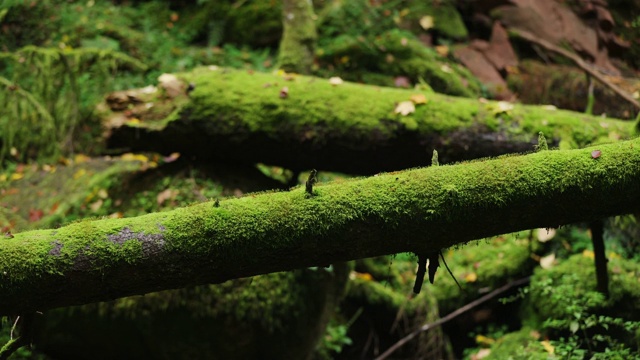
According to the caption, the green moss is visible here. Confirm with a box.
[484,328,548,359]
[103,67,633,153]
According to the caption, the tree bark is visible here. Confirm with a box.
[104,68,636,175]
[2,138,640,314]
[278,0,317,74]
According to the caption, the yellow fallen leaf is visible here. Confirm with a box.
[121,153,149,162]
[395,101,415,116]
[410,94,428,105]
[464,272,478,282]
[355,272,373,281]
[74,154,91,164]
[435,45,449,57]
[97,189,109,199]
[419,15,434,30]
[475,335,495,346]
[540,340,554,354]
[440,64,453,73]
[582,250,595,259]
[10,173,23,181]
[109,212,123,219]
[608,252,621,259]
[0,174,6,182]
[73,169,86,179]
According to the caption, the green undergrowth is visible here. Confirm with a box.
[316,0,479,96]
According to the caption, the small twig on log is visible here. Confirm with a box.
[375,277,531,360]
[512,29,640,111]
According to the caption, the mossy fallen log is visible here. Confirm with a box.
[104,67,636,174]
[2,138,640,314]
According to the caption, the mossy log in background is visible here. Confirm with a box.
[1,138,640,314]
[104,68,636,175]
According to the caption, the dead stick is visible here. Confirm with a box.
[374,277,531,360]
[511,29,640,111]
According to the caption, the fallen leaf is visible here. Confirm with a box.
[591,150,601,159]
[121,153,149,162]
[29,209,44,222]
[475,335,495,346]
[582,249,595,259]
[9,147,18,157]
[410,94,428,105]
[540,340,554,354]
[464,272,478,282]
[328,77,343,86]
[419,15,434,30]
[109,212,123,219]
[73,169,87,179]
[279,86,289,99]
[9,173,23,181]
[4,231,14,239]
[473,348,491,360]
[537,228,556,242]
[98,189,109,199]
[163,152,181,163]
[440,64,453,73]
[90,199,103,212]
[50,202,59,214]
[435,45,449,57]
[157,188,177,206]
[540,253,555,269]
[394,76,411,88]
[74,154,91,164]
[394,101,415,116]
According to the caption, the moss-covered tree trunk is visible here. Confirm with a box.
[104,68,636,175]
[278,0,317,73]
[1,138,640,314]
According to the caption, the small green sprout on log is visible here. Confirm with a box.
[305,169,318,197]
[213,198,220,208]
[536,131,548,151]
[431,149,439,166]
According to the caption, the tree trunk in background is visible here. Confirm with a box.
[2,138,640,314]
[278,0,317,73]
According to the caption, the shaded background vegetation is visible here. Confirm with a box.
[1,0,639,359]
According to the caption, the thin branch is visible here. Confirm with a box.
[511,29,640,111]
[375,277,531,360]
